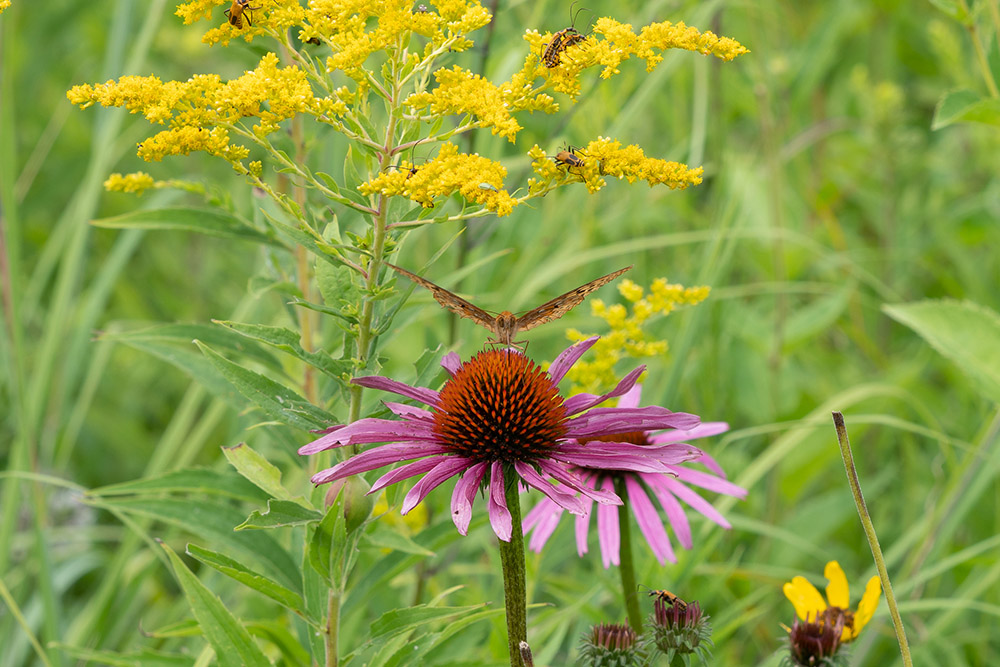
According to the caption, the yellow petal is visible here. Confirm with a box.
[824,560,850,609]
[783,576,828,621]
[852,575,883,635]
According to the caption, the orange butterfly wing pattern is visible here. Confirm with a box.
[515,265,632,332]
[389,263,632,347]
[386,263,495,329]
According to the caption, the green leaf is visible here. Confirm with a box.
[884,299,1000,403]
[221,442,299,502]
[237,499,323,529]
[309,498,347,582]
[368,604,489,642]
[186,543,310,618]
[160,541,271,667]
[932,90,1000,130]
[195,340,335,430]
[91,207,280,246]
[215,320,354,380]
[52,645,195,667]
[89,496,301,591]
[90,468,270,504]
[363,524,435,556]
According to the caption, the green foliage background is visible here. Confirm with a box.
[2,0,1000,664]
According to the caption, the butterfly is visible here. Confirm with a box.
[387,263,631,348]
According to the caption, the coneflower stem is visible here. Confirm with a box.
[498,468,528,666]
[614,477,643,632]
[832,412,912,667]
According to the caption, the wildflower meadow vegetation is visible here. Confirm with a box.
[2,0,999,665]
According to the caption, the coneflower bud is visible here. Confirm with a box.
[646,597,713,664]
[579,623,643,667]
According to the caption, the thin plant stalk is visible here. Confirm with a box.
[498,466,528,666]
[831,411,912,667]
[614,477,643,632]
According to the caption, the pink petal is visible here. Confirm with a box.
[567,407,700,437]
[383,401,434,421]
[649,421,730,445]
[310,443,451,484]
[298,418,437,454]
[402,457,472,514]
[596,478,620,568]
[689,450,728,478]
[522,497,563,553]
[626,476,676,564]
[617,383,643,409]
[660,476,732,528]
[370,457,442,493]
[487,462,513,542]
[537,460,621,506]
[441,351,462,375]
[451,461,487,535]
[514,462,585,514]
[352,375,440,407]
[642,473,692,548]
[563,366,644,415]
[668,465,747,498]
[575,498,593,557]
[548,337,599,385]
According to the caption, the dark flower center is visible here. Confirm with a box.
[788,609,845,665]
[432,349,568,462]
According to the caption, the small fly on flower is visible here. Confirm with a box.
[542,2,590,68]
[387,263,631,349]
[225,0,261,29]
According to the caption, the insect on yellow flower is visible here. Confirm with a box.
[542,2,590,68]
[225,0,260,29]
[554,145,586,170]
[783,560,882,642]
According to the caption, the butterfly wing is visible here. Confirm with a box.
[515,265,632,332]
[387,263,495,329]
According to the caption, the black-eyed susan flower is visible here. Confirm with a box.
[783,561,882,642]
[579,623,643,667]
[522,384,745,566]
[299,337,702,542]
[782,609,848,667]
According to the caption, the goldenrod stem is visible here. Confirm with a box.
[498,467,528,666]
[831,412,912,667]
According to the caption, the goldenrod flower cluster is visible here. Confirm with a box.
[528,140,703,195]
[67,53,348,166]
[522,18,748,99]
[359,143,516,216]
[406,66,557,142]
[0,1,10,13]
[104,172,157,195]
[563,277,711,393]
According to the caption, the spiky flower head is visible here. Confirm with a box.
[579,623,643,667]
[646,598,713,665]
[300,337,703,541]
[781,609,849,667]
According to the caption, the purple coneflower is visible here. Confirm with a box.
[522,383,746,568]
[299,337,701,542]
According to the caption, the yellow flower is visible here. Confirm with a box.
[783,561,882,642]
[104,172,157,195]
[564,277,709,393]
[358,142,517,216]
[0,0,10,13]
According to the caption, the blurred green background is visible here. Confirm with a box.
[2,0,1000,664]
